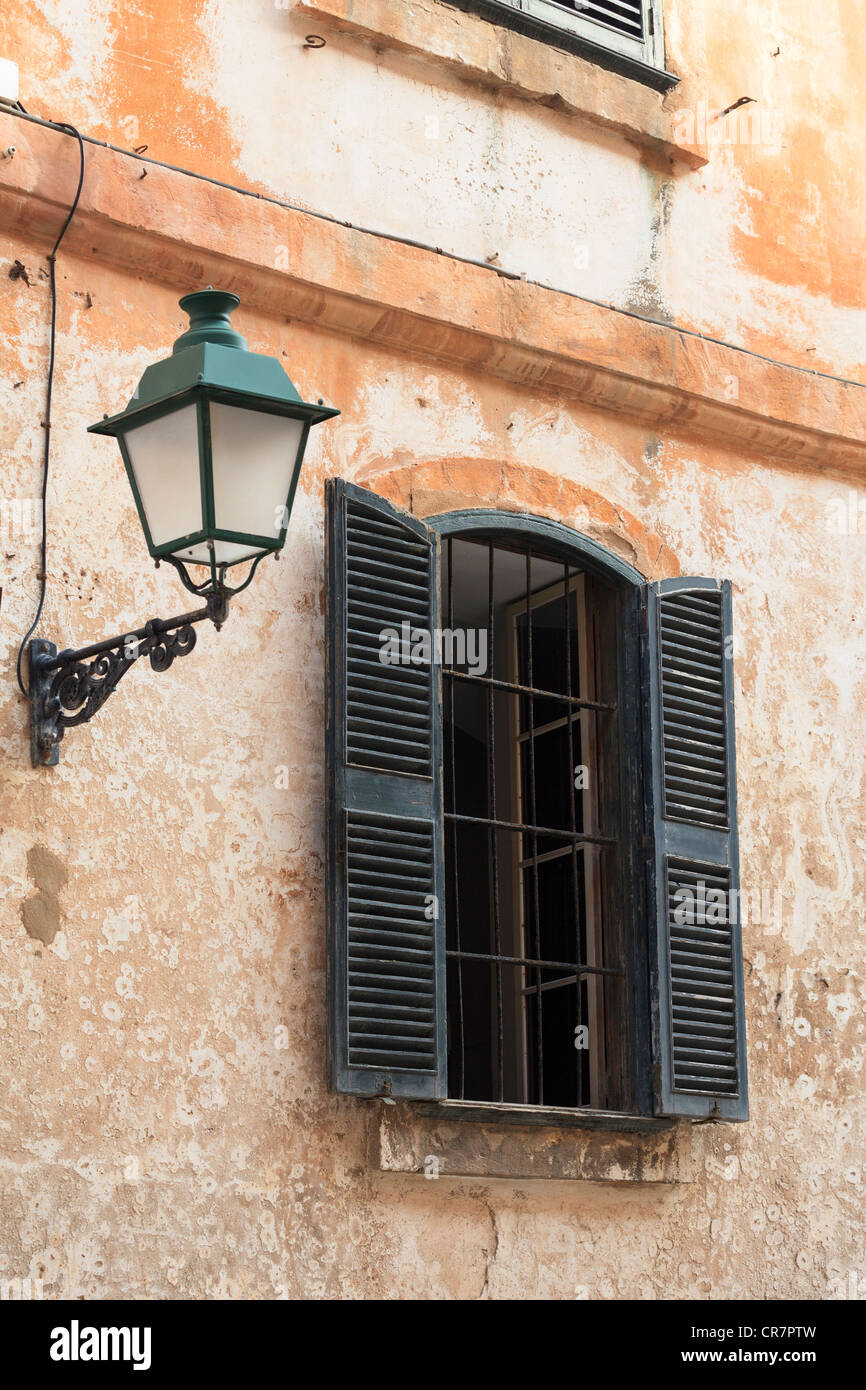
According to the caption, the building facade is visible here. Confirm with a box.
[0,0,864,1299]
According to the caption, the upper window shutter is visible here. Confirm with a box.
[642,578,749,1121]
[325,479,446,1099]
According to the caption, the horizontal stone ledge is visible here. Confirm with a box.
[1,111,865,474]
[372,1101,695,1183]
[296,0,708,169]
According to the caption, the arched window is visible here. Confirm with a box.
[325,480,748,1126]
[436,511,644,1114]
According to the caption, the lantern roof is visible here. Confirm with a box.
[88,289,339,438]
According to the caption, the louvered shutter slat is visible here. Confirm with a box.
[572,0,644,38]
[326,480,446,1099]
[643,578,749,1121]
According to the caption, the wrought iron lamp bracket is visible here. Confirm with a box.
[28,586,230,767]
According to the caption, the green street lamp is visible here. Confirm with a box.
[90,287,338,598]
[28,289,339,766]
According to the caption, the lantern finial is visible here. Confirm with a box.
[173,289,248,354]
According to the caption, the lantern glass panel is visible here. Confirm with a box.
[209,402,304,544]
[123,404,202,548]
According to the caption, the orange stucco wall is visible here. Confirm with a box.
[0,1,864,1299]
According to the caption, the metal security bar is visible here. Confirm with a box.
[442,536,625,1107]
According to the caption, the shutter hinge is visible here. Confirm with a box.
[648,6,654,35]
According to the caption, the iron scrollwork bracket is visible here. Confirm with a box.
[28,596,224,766]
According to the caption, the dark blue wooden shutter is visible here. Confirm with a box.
[325,479,445,1099]
[643,578,748,1120]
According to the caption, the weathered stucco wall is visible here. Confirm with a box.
[2,0,864,376]
[0,0,864,1299]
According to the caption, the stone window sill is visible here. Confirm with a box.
[419,1099,673,1133]
[371,1100,695,1183]
[295,0,708,170]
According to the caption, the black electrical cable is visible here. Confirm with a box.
[15,122,85,697]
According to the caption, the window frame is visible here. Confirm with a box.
[430,507,653,1120]
[443,0,676,93]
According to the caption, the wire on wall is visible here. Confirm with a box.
[15,122,85,698]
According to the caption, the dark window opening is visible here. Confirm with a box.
[442,535,633,1112]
